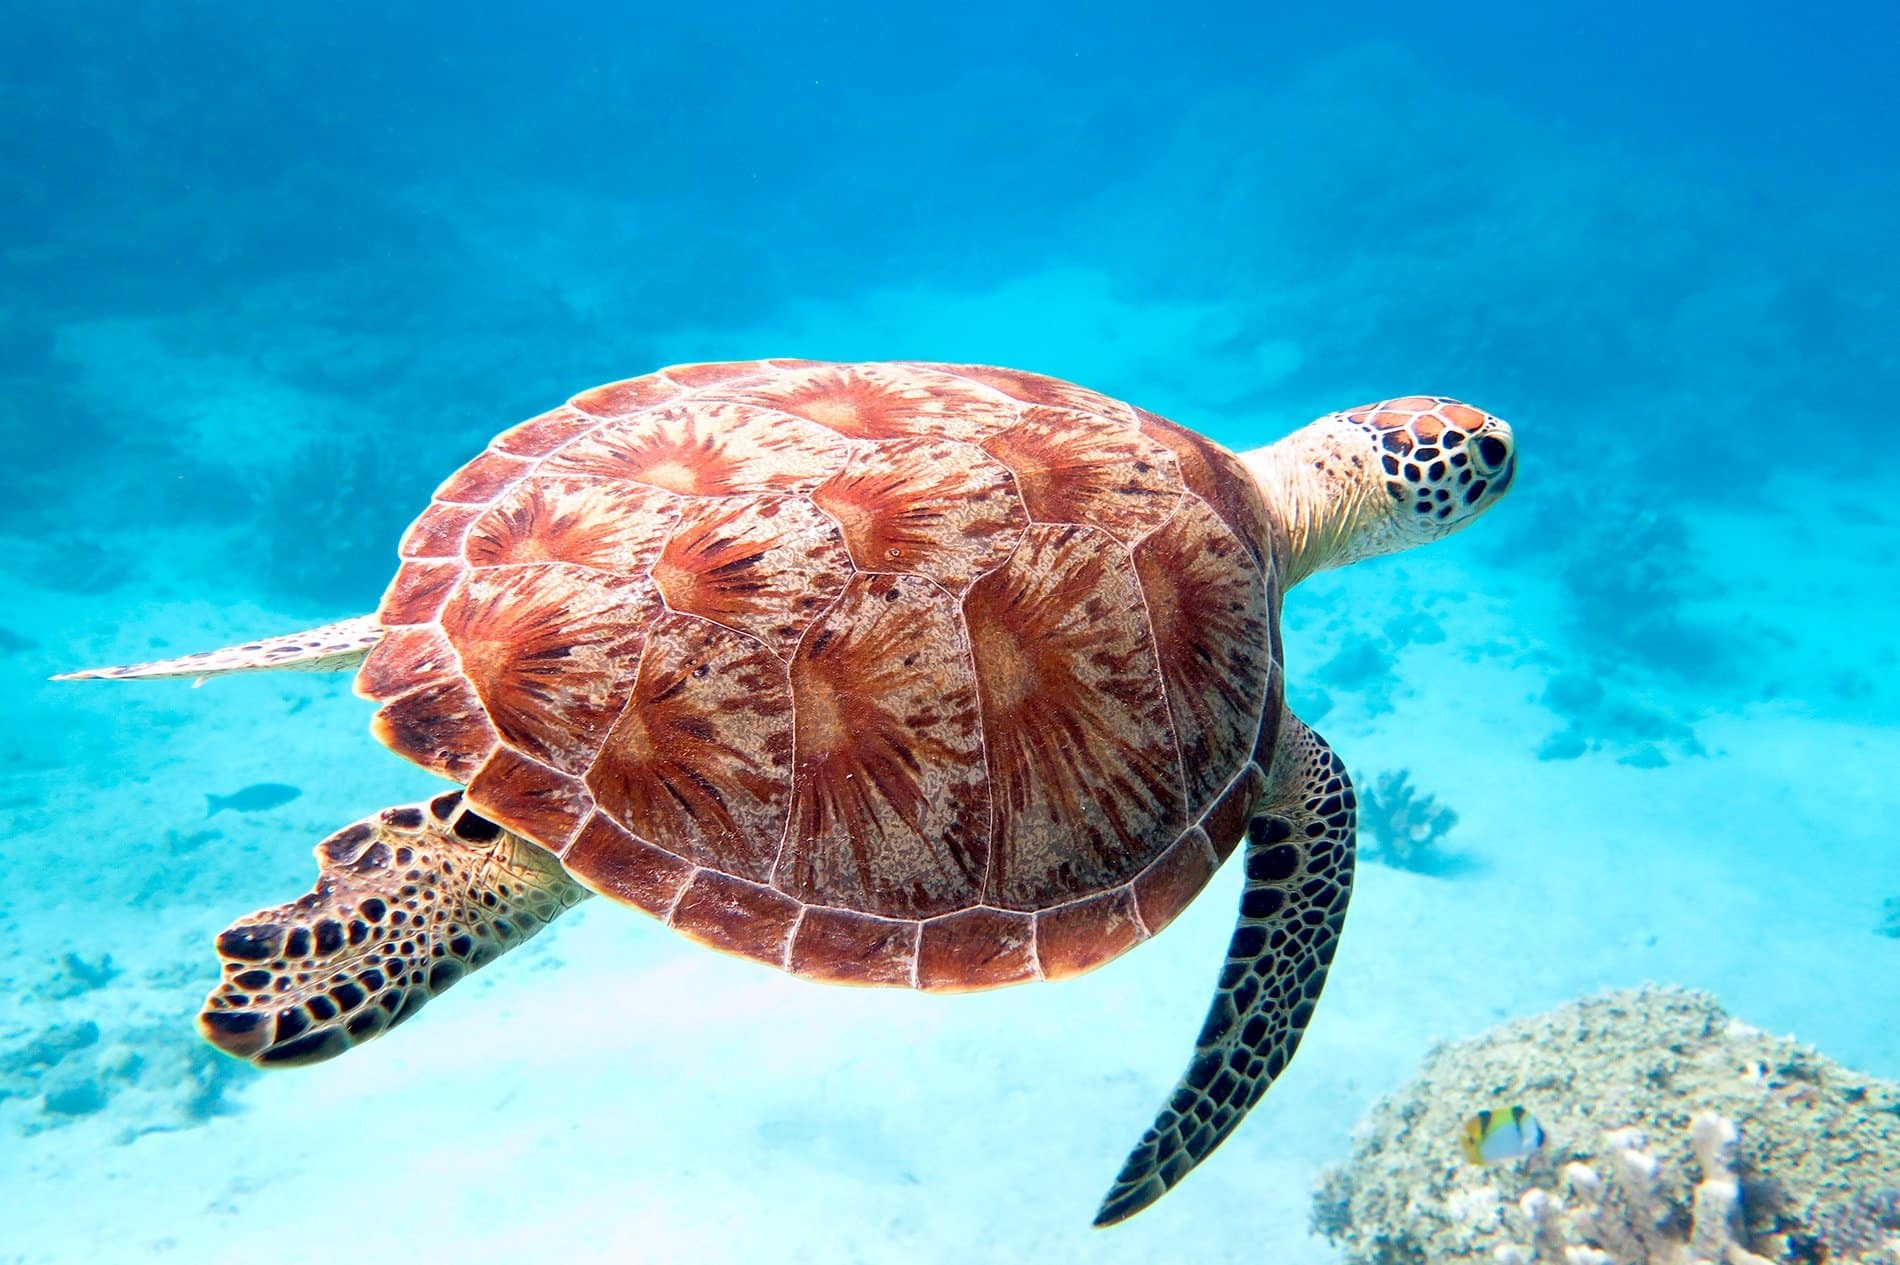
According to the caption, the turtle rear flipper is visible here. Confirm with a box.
[199,793,591,1067]
[54,615,383,684]
[1094,711,1355,1224]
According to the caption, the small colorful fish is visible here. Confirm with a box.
[1459,1104,1545,1164]
[205,782,303,816]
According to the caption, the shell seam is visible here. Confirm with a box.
[779,905,807,972]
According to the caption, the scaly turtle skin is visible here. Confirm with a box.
[59,361,1516,1223]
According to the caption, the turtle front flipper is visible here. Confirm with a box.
[1094,712,1355,1225]
[199,793,591,1067]
[54,614,383,684]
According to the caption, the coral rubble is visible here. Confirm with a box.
[1312,986,1900,1264]
[1,951,253,1142]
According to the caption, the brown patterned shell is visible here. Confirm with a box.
[358,361,1283,990]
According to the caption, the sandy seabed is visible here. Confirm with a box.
[2,291,1895,1264]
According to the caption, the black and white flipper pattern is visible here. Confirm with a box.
[1094,712,1355,1225]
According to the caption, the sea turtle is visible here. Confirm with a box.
[60,360,1516,1223]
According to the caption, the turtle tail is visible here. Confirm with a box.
[199,792,591,1067]
[54,615,384,685]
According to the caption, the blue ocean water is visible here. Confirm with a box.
[2,3,1896,1261]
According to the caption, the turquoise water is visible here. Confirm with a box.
[3,4,1896,1261]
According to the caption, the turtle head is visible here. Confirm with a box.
[1350,396,1516,542]
[1243,396,1516,585]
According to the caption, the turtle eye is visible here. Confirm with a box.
[1491,455,1516,496]
[1476,435,1510,470]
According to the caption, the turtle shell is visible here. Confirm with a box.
[357,361,1283,989]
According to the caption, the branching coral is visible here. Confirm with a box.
[1358,769,1461,874]
[1313,987,1900,1265]
[255,434,433,609]
[1493,1115,1774,1265]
